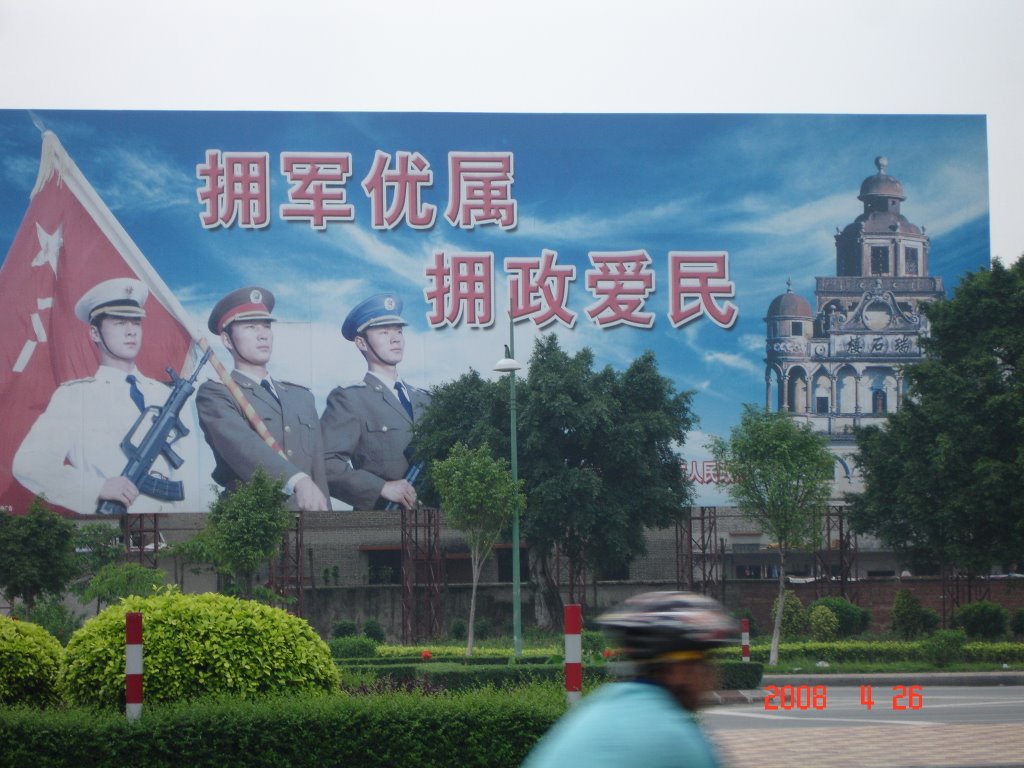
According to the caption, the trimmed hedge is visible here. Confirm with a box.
[62,591,339,709]
[337,660,763,691]
[335,654,553,666]
[724,639,1024,665]
[0,616,64,708]
[0,689,563,768]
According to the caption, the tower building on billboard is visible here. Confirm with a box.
[764,157,945,490]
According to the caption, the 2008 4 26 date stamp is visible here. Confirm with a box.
[763,685,924,711]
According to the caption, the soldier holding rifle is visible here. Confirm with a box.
[13,277,200,514]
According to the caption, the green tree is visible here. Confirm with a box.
[848,260,1024,576]
[69,522,124,605]
[0,497,78,610]
[81,562,167,610]
[415,334,695,626]
[710,405,833,665]
[432,442,525,656]
[177,468,291,600]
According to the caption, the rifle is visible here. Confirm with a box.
[97,349,211,515]
[385,454,425,512]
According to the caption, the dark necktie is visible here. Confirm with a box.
[261,379,281,405]
[394,381,414,420]
[126,374,146,412]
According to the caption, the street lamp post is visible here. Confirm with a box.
[494,325,523,659]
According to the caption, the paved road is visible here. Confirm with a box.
[702,686,1024,767]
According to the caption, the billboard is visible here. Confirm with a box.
[0,110,990,514]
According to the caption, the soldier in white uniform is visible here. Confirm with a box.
[13,277,199,514]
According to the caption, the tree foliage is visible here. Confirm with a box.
[415,334,696,625]
[848,260,1024,574]
[710,405,833,664]
[177,468,291,600]
[0,497,78,610]
[432,442,524,655]
[81,562,167,610]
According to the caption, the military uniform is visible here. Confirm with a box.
[196,371,329,508]
[195,285,330,510]
[12,278,200,514]
[322,291,431,510]
[321,372,431,510]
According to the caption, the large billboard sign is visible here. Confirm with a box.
[0,111,990,514]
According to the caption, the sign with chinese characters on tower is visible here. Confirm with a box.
[0,111,989,514]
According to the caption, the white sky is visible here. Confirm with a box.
[0,1,1021,262]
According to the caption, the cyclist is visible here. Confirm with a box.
[522,591,739,768]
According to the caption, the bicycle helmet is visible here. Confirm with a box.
[597,591,739,661]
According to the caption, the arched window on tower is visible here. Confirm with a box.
[904,247,919,276]
[872,388,888,415]
[871,246,890,275]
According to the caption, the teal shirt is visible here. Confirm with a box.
[522,681,721,768]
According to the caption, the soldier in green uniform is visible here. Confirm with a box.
[321,293,431,510]
[196,286,330,512]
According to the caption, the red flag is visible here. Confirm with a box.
[0,131,195,516]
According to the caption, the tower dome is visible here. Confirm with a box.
[835,156,929,277]
[767,280,813,320]
[858,156,905,202]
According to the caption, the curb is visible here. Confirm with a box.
[708,671,1024,705]
[762,671,1024,687]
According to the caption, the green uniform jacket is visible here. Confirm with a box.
[196,370,330,510]
[320,373,431,510]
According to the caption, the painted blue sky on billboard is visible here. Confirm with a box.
[0,111,990,504]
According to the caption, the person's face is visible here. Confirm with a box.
[223,320,274,366]
[357,324,405,366]
[91,316,142,364]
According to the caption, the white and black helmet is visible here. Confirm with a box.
[597,591,739,660]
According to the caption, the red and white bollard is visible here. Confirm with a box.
[741,618,750,663]
[564,604,582,706]
[125,611,143,720]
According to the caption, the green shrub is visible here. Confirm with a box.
[962,641,1024,663]
[330,635,380,660]
[809,605,839,642]
[1011,608,1024,639]
[62,589,338,709]
[923,629,966,667]
[952,601,1009,640]
[0,615,64,707]
[449,617,468,641]
[770,590,808,639]
[891,589,926,640]
[581,629,604,658]
[0,689,562,768]
[331,619,358,639]
[809,597,870,637]
[921,607,941,635]
[339,660,760,691]
[10,596,83,647]
[363,618,386,643]
[717,661,763,690]
[473,617,492,641]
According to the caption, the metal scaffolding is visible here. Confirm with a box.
[813,504,859,602]
[400,505,442,643]
[121,513,162,569]
[678,506,721,599]
[268,511,306,617]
